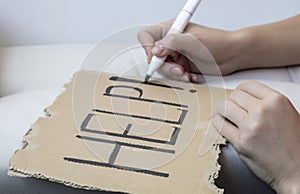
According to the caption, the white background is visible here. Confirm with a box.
[0,0,300,46]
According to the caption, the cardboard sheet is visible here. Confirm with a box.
[9,71,230,193]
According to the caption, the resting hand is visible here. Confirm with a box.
[212,80,300,193]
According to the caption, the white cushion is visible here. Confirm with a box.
[0,89,63,168]
[0,45,91,97]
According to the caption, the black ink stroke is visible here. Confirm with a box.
[104,93,188,108]
[122,123,131,136]
[109,144,121,164]
[109,76,184,91]
[92,109,188,125]
[64,157,169,178]
[80,114,181,145]
[105,85,143,98]
[76,135,175,154]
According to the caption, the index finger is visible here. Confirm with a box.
[237,80,276,99]
[137,20,173,48]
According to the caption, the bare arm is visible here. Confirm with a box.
[233,14,300,70]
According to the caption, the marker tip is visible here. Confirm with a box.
[144,75,151,83]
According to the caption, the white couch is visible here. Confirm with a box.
[1,44,300,193]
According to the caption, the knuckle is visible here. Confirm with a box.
[137,30,145,39]
[137,30,154,46]
[236,80,255,90]
[262,92,289,112]
[137,32,145,44]
[163,34,188,53]
[236,132,255,154]
[268,92,288,105]
[163,34,178,47]
[248,119,264,134]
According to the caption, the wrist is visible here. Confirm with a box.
[229,27,264,71]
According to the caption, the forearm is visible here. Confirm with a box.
[233,14,300,70]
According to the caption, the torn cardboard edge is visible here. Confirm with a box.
[8,145,225,193]
[8,146,225,193]
[8,70,228,193]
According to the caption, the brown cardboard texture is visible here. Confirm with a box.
[8,71,230,193]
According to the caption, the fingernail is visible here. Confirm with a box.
[152,45,164,55]
[171,67,183,76]
[191,74,198,83]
